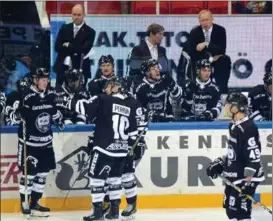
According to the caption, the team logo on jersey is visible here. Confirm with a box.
[192,102,207,115]
[35,112,51,133]
[227,145,236,165]
[148,99,164,110]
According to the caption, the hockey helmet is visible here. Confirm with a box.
[196,59,212,77]
[64,69,83,92]
[225,92,248,113]
[263,72,272,86]
[99,55,114,67]
[107,76,127,94]
[33,67,50,79]
[141,59,160,76]
[0,56,16,79]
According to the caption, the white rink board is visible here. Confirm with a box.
[1,122,272,200]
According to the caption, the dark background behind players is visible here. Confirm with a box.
[188,9,231,93]
[53,4,96,87]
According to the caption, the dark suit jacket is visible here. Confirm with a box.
[53,22,96,78]
[188,23,227,66]
[128,40,169,76]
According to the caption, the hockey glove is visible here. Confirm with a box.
[198,112,213,121]
[206,157,225,179]
[133,137,146,161]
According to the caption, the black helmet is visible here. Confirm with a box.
[196,59,212,77]
[17,74,32,92]
[226,92,248,112]
[0,57,16,80]
[106,76,127,94]
[65,69,81,83]
[141,59,159,76]
[99,55,114,66]
[263,72,272,86]
[33,67,50,79]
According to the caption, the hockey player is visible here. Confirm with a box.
[135,59,182,122]
[55,68,89,124]
[68,77,139,221]
[206,92,265,221]
[100,78,149,220]
[17,68,64,218]
[88,55,115,96]
[180,59,222,121]
[248,71,272,121]
[5,75,33,126]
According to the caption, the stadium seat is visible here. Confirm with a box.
[87,1,121,14]
[207,1,228,14]
[170,1,205,14]
[160,1,171,14]
[46,1,84,18]
[131,1,156,14]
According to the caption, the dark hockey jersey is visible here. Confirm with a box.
[88,75,115,96]
[55,85,90,124]
[135,75,182,122]
[181,78,222,121]
[248,85,272,121]
[0,91,5,115]
[70,93,139,157]
[4,90,21,125]
[18,85,62,147]
[223,116,265,185]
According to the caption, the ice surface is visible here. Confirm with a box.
[1,208,271,221]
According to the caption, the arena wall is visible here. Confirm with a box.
[1,122,272,213]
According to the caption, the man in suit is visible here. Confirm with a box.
[127,23,169,94]
[188,10,231,93]
[54,4,96,87]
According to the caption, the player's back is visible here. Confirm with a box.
[91,93,138,157]
[225,117,264,184]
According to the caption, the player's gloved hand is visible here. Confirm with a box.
[53,110,65,130]
[198,112,213,121]
[83,136,94,155]
[206,157,225,179]
[240,177,256,196]
[133,137,146,161]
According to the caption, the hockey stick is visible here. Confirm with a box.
[219,175,272,214]
[129,110,154,156]
[22,119,30,219]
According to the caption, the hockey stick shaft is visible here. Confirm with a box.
[22,119,29,207]
[219,175,272,214]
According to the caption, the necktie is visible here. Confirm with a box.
[205,30,210,43]
[74,26,80,38]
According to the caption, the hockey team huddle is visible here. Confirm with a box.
[0,54,272,221]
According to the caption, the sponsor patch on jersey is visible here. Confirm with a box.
[113,104,130,117]
[35,112,51,133]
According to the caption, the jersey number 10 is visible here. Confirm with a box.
[112,114,129,140]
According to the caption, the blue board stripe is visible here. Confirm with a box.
[0,121,271,134]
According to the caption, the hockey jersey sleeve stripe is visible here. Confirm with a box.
[52,110,62,120]
[233,176,265,185]
[128,130,138,137]
[93,146,127,157]
[18,138,52,147]
[250,110,264,121]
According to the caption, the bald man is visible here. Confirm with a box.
[188,10,231,93]
[54,4,96,86]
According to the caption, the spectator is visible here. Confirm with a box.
[188,10,231,93]
[53,4,96,87]
[88,55,116,96]
[232,1,272,14]
[179,59,222,122]
[127,23,169,94]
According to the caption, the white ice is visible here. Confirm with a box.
[1,208,271,221]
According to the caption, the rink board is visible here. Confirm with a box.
[0,122,272,212]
